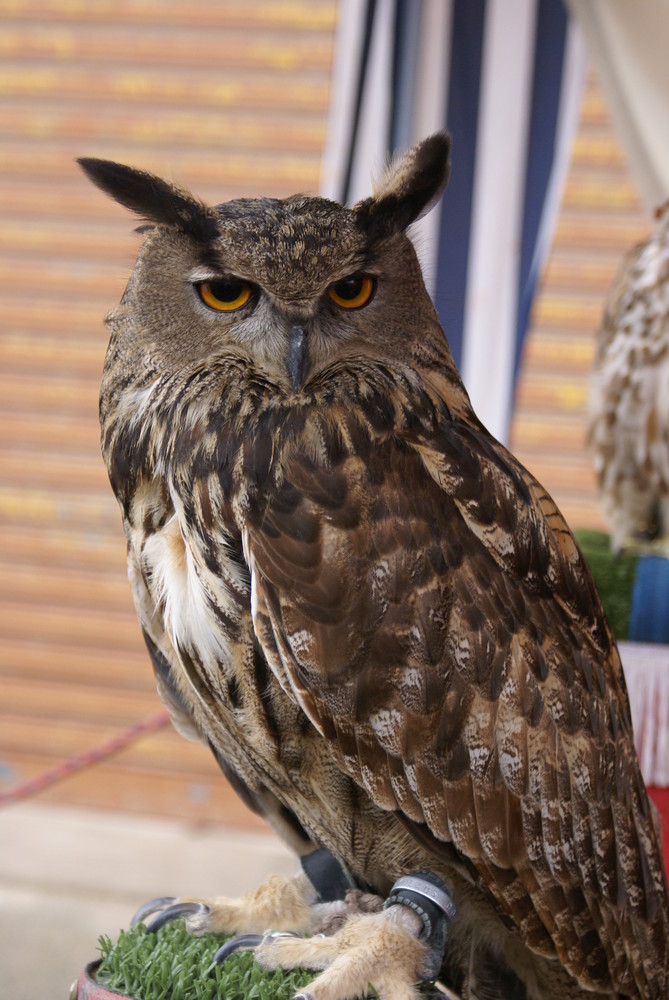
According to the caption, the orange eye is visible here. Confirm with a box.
[328,275,375,309]
[197,279,253,312]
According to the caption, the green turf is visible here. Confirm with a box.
[574,530,638,640]
[94,920,437,999]
[96,921,317,1000]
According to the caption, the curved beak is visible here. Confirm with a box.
[287,323,308,391]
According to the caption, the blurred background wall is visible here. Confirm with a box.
[0,0,339,826]
[0,0,651,825]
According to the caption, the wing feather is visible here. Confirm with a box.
[131,357,666,994]
[236,383,667,995]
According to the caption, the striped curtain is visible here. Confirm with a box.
[322,0,587,443]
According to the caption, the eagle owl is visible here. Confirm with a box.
[589,200,669,553]
[80,136,668,1000]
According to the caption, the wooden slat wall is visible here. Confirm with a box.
[0,14,651,825]
[510,70,651,530]
[0,0,337,825]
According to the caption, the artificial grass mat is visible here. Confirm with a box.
[95,920,440,1000]
[97,921,317,1000]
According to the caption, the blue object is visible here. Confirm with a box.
[629,555,669,643]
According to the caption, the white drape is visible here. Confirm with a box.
[567,0,669,213]
[321,0,587,443]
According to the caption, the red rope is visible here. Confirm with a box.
[0,709,171,807]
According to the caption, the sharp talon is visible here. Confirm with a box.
[130,896,176,927]
[144,901,209,933]
[213,933,264,964]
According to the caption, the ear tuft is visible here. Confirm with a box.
[77,158,220,244]
[353,132,451,242]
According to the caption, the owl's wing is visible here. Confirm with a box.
[239,376,667,995]
[128,545,321,859]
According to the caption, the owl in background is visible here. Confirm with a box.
[80,135,668,999]
[589,200,669,555]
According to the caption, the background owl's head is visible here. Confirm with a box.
[79,133,451,393]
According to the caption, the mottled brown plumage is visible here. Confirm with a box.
[81,136,668,999]
[589,200,669,553]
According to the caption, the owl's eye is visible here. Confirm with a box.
[196,279,253,312]
[328,275,375,310]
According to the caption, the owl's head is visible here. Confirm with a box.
[79,133,452,393]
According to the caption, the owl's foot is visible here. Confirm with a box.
[131,863,456,1000]
[133,871,322,936]
[218,872,457,1000]
[132,847,369,937]
[257,909,426,1000]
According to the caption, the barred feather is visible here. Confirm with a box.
[91,137,669,998]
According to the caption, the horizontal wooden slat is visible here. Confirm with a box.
[0,562,135,614]
[511,449,597,486]
[0,216,141,262]
[540,253,626,293]
[0,295,114,334]
[4,0,337,33]
[578,88,610,125]
[0,600,145,651]
[520,331,595,372]
[0,749,266,827]
[0,144,324,199]
[515,373,590,413]
[0,526,125,574]
[0,448,113,492]
[2,675,161,724]
[0,66,330,115]
[0,371,101,415]
[0,412,101,452]
[0,163,324,225]
[0,486,119,531]
[0,715,205,771]
[570,134,627,169]
[530,294,603,332]
[0,340,105,383]
[1,636,151,688]
[562,175,641,212]
[0,105,327,159]
[553,213,650,250]
[0,714,267,825]
[0,256,142,301]
[0,24,334,71]
[510,414,588,453]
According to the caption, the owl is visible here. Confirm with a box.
[589,200,669,554]
[80,135,668,1000]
